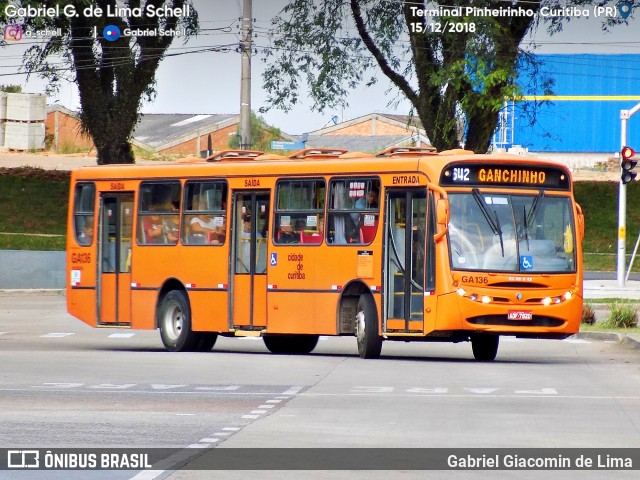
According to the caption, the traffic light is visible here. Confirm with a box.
[621,146,637,184]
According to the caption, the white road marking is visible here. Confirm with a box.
[281,386,303,395]
[258,404,275,409]
[242,414,260,419]
[198,438,220,443]
[41,332,74,338]
[250,410,267,414]
[222,427,241,431]
[187,444,211,449]
[108,333,135,338]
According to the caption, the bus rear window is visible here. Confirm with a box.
[73,183,95,246]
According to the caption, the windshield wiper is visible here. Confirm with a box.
[522,204,530,251]
[472,188,504,256]
[493,210,505,257]
[526,190,545,231]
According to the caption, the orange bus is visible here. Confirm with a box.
[66,147,584,360]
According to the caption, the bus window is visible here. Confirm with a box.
[274,179,325,245]
[327,177,379,245]
[182,181,227,245]
[74,183,95,246]
[137,182,181,245]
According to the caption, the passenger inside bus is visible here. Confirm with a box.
[77,216,94,246]
[142,185,180,244]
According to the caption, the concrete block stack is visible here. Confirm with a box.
[1,93,46,150]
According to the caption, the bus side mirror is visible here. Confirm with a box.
[434,198,450,242]
[436,198,449,225]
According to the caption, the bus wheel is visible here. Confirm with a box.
[196,333,218,352]
[471,334,499,361]
[355,295,382,359]
[263,335,319,354]
[159,290,199,352]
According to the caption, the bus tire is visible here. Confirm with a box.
[159,290,199,352]
[263,335,319,354]
[471,334,499,361]
[196,332,218,352]
[355,295,382,359]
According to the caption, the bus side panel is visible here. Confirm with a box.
[130,290,157,330]
[189,291,229,332]
[130,247,183,330]
[180,245,230,332]
[67,245,98,327]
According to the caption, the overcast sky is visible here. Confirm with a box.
[2,0,639,134]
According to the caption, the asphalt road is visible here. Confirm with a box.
[1,295,640,480]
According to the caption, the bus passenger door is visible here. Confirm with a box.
[384,189,433,333]
[97,193,134,325]
[231,191,269,329]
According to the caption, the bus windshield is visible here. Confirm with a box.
[448,191,576,273]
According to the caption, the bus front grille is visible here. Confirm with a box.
[467,315,564,328]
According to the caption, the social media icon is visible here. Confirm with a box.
[103,25,121,42]
[619,1,632,19]
[4,24,23,42]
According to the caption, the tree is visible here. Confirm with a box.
[0,85,23,93]
[1,1,198,164]
[261,0,635,153]
[228,111,283,152]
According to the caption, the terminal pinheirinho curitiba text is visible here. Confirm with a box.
[448,454,633,469]
[409,5,623,18]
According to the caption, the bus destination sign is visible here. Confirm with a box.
[440,163,571,190]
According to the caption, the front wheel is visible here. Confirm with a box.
[355,295,382,359]
[158,290,199,352]
[471,334,499,361]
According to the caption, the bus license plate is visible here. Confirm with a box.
[508,310,533,321]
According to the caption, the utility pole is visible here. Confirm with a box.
[617,102,640,286]
[239,0,252,150]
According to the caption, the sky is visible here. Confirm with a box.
[1,0,640,135]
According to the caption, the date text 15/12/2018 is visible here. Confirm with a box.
[410,22,476,33]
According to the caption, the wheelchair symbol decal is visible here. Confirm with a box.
[520,255,533,271]
[270,253,278,266]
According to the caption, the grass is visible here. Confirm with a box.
[0,169,639,263]
[0,168,69,249]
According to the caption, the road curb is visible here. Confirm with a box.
[0,289,65,297]
[575,331,640,348]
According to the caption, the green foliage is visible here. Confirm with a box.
[228,112,283,152]
[0,168,69,251]
[603,304,638,329]
[0,84,22,93]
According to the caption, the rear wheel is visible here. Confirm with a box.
[158,290,199,352]
[263,334,319,354]
[471,334,499,361]
[355,295,382,359]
